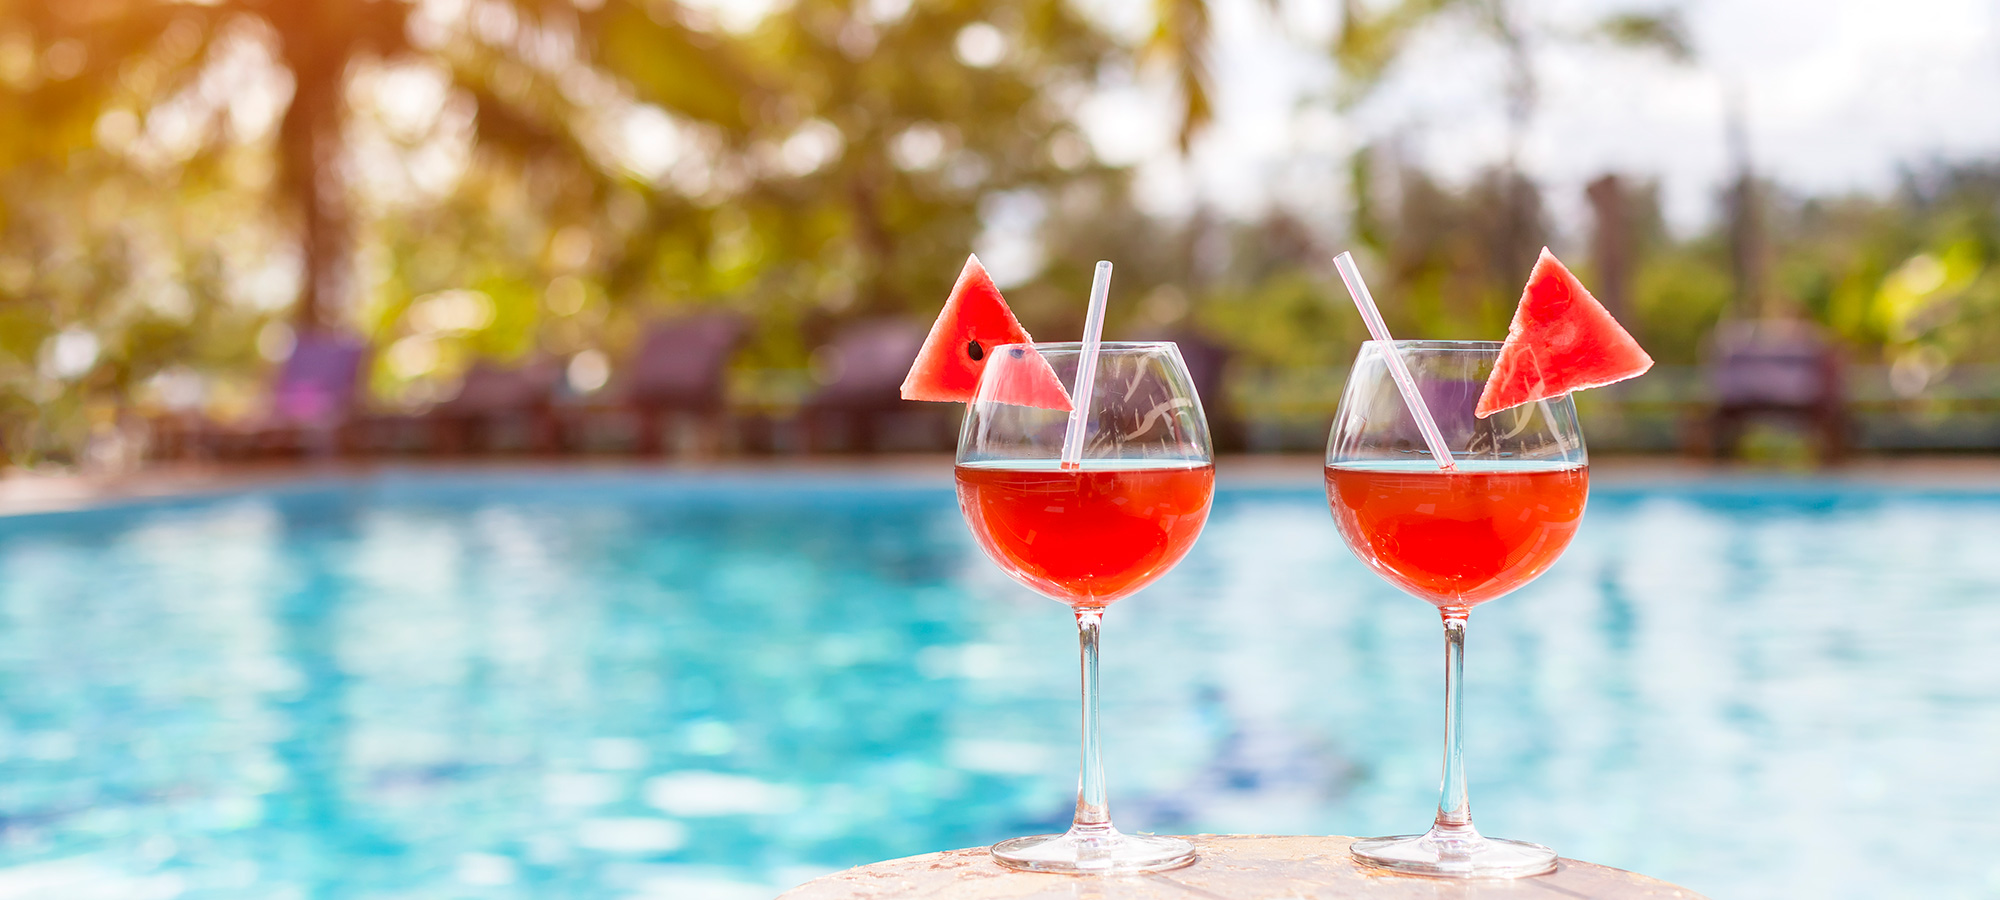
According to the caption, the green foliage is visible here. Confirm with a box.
[1333,0,1459,99]
[1633,240,1731,365]
[1765,166,2000,371]
[1349,162,1547,341]
[1146,0,1214,152]
[2,0,1999,466]
[1199,269,1361,369]
[0,0,1135,462]
[1592,12,1693,61]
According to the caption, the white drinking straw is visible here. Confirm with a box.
[1332,251,1456,470]
[1060,260,1113,468]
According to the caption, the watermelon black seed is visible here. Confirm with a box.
[1008,347,1025,359]
[966,340,984,361]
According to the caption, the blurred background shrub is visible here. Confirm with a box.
[1,0,1995,465]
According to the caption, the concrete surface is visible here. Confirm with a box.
[778,834,1709,900]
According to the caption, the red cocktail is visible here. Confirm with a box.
[1325,461,1587,608]
[956,460,1215,607]
[1326,340,1590,879]
[954,342,1212,874]
[1327,249,1646,880]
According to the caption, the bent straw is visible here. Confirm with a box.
[1060,260,1113,468]
[1333,251,1456,470]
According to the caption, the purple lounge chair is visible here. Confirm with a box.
[429,358,564,454]
[214,331,370,458]
[620,312,749,455]
[1704,320,1847,460]
[1137,327,1239,451]
[801,320,941,453]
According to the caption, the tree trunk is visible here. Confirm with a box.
[274,38,350,335]
[1587,174,1634,321]
[1724,95,1768,319]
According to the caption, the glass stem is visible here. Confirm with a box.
[1434,608,1474,837]
[1073,608,1110,831]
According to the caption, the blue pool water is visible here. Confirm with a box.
[0,470,1996,899]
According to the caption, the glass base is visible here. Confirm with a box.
[991,827,1196,874]
[1351,827,1556,879]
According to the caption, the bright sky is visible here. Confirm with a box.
[1078,0,2000,239]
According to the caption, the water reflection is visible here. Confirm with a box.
[0,476,1994,898]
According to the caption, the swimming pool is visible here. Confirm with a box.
[0,469,1993,899]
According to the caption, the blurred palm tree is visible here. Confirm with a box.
[1146,0,1220,153]
[1338,2,1688,147]
[731,0,1116,308]
[1146,0,1689,161]
[0,0,752,334]
[238,0,1121,409]
[1139,0,1688,311]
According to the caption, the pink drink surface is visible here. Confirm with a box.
[1326,460,1588,608]
[956,460,1215,608]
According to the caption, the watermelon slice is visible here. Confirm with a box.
[1475,248,1654,418]
[900,255,1072,409]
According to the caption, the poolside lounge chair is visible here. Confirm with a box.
[428,358,564,454]
[801,319,944,453]
[207,331,370,459]
[620,311,749,455]
[1702,319,1848,460]
[1140,328,1241,452]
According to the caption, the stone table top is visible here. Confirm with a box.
[778,835,1710,900]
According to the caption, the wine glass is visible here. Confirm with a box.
[956,341,1214,873]
[1325,340,1588,878]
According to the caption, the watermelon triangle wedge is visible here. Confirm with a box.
[1475,248,1654,418]
[900,255,1072,410]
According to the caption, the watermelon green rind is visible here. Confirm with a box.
[900,255,1073,410]
[1475,248,1654,418]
